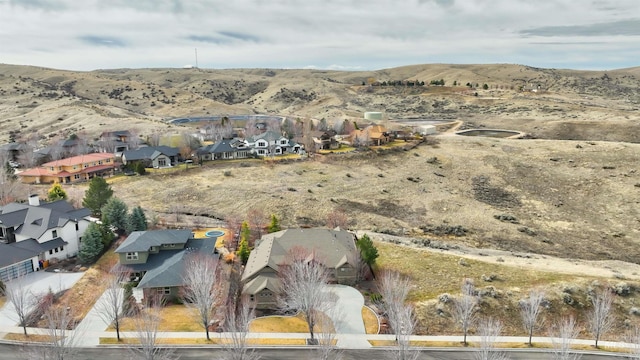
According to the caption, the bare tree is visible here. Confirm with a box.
[0,150,26,205]
[225,213,243,251]
[376,270,411,337]
[519,289,545,346]
[387,303,419,360]
[129,301,178,360]
[18,132,41,168]
[550,316,581,360]
[474,317,509,360]
[587,287,615,349]
[301,119,316,157]
[26,301,81,360]
[246,208,266,243]
[315,292,343,360]
[147,132,161,147]
[325,209,349,229]
[128,128,142,150]
[182,253,220,340]
[96,265,129,341]
[625,326,640,359]
[453,278,478,346]
[220,296,261,360]
[278,249,331,344]
[4,276,35,336]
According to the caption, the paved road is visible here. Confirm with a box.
[0,344,627,360]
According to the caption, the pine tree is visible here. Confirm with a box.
[126,206,148,233]
[47,183,67,202]
[78,222,104,263]
[356,234,379,271]
[267,214,281,233]
[82,177,113,217]
[101,197,128,233]
[237,221,251,264]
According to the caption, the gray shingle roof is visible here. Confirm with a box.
[122,146,179,161]
[0,200,89,240]
[115,229,193,253]
[124,238,217,289]
[0,242,38,268]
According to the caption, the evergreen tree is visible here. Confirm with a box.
[135,162,146,175]
[82,177,113,217]
[126,206,148,233]
[98,221,116,248]
[356,234,379,270]
[267,214,281,233]
[101,197,128,233]
[47,183,67,202]
[78,222,104,263]
[237,221,251,264]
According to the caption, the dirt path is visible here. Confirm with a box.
[357,231,640,281]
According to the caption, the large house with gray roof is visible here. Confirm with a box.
[122,146,179,169]
[115,229,218,302]
[0,195,91,282]
[196,139,251,162]
[241,228,359,310]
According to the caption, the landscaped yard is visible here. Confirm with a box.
[109,304,202,332]
[249,312,312,333]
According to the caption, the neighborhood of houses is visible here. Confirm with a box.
[2,114,434,185]
[0,191,361,313]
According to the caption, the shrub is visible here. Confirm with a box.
[438,293,451,303]
[223,170,232,177]
[224,253,236,263]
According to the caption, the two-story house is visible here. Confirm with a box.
[0,195,91,282]
[99,130,135,154]
[115,229,218,302]
[122,146,179,168]
[17,153,116,184]
[241,228,359,310]
[243,131,301,157]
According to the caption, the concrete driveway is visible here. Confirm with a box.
[0,270,84,326]
[325,284,372,348]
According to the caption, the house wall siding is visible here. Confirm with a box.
[118,251,149,265]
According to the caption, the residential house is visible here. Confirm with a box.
[241,228,359,310]
[244,131,301,157]
[99,130,134,154]
[196,139,251,161]
[0,142,25,162]
[349,125,390,147]
[122,146,179,168]
[0,195,91,282]
[17,153,116,184]
[311,130,340,151]
[115,229,218,302]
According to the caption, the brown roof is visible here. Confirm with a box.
[42,153,114,167]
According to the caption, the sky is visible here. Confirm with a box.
[1,0,639,71]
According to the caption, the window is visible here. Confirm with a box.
[75,223,79,231]
[156,287,171,295]
[78,236,82,244]
[158,158,167,167]
[49,250,53,255]
[126,252,139,260]
[50,167,54,171]
[60,246,64,251]
[98,160,103,165]
[249,295,255,301]
[52,230,57,238]
[106,158,111,163]
[55,248,59,253]
[74,174,81,180]
[84,163,89,168]
[73,165,77,170]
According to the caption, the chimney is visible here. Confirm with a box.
[28,194,40,206]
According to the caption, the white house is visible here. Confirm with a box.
[0,195,91,281]
[244,131,300,157]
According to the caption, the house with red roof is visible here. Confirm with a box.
[17,153,116,184]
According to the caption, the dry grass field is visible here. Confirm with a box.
[3,62,640,338]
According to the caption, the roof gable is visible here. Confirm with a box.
[115,229,193,253]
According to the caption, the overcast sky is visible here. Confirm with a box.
[1,0,639,71]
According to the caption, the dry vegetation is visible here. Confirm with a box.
[3,63,640,341]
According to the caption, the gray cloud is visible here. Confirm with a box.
[1,0,639,71]
[521,19,640,37]
[78,35,127,47]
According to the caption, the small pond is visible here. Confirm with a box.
[456,129,521,138]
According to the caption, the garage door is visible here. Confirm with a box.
[0,259,34,282]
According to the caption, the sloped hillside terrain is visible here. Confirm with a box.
[1,62,639,263]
